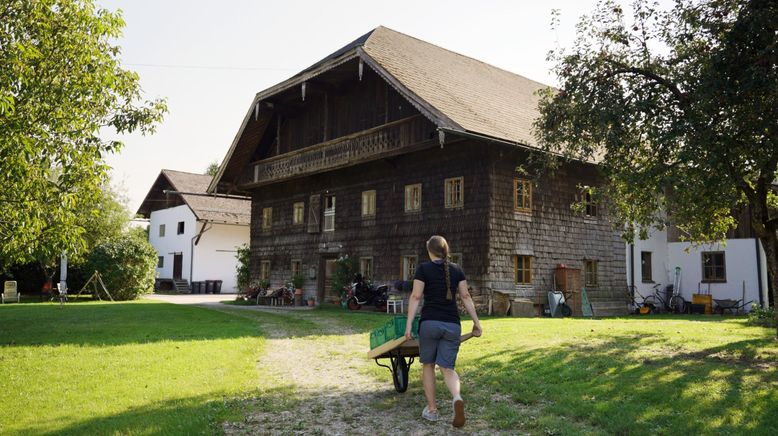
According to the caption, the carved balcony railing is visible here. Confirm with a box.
[242,115,434,187]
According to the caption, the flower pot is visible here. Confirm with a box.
[294,288,303,295]
[307,299,315,307]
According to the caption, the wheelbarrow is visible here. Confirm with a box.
[713,298,754,315]
[367,333,475,393]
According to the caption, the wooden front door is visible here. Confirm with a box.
[173,254,183,280]
[318,256,337,303]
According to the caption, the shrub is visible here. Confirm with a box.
[235,244,251,291]
[331,255,356,297]
[747,304,776,328]
[85,231,157,300]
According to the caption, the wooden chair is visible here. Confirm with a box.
[2,281,20,303]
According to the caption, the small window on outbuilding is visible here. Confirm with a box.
[702,252,726,282]
[157,256,164,268]
[641,251,653,282]
[159,224,166,237]
[177,221,185,235]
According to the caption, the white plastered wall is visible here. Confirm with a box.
[191,222,249,293]
[148,205,197,281]
[627,229,768,310]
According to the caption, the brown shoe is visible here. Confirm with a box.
[452,398,465,428]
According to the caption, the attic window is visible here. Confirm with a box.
[177,221,185,235]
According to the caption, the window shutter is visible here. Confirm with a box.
[308,194,321,233]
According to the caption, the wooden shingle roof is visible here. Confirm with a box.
[137,170,251,225]
[363,26,548,148]
[210,26,550,192]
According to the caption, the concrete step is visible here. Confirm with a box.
[173,280,189,292]
[590,301,629,317]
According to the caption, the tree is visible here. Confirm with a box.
[0,1,166,270]
[205,160,220,177]
[535,0,778,331]
[85,229,157,300]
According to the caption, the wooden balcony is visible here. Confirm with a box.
[241,115,435,187]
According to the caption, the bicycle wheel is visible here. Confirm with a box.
[670,296,686,314]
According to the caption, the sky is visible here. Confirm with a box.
[98,0,672,213]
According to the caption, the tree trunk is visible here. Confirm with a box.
[758,231,778,336]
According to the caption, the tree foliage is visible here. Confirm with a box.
[205,160,220,177]
[0,0,166,268]
[535,0,778,329]
[85,229,157,300]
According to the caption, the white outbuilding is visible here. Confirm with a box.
[137,170,250,293]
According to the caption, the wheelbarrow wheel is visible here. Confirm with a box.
[392,357,409,393]
[560,303,573,317]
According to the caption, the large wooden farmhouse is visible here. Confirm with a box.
[210,26,627,315]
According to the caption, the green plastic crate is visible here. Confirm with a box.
[384,315,421,342]
[369,327,386,350]
[369,315,421,350]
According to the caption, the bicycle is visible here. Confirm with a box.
[626,285,654,314]
[643,283,686,314]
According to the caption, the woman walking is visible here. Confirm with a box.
[404,235,482,428]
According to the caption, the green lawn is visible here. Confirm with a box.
[2,301,777,435]
[0,300,266,435]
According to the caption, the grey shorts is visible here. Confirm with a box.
[419,320,461,369]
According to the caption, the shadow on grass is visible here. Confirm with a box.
[467,333,778,435]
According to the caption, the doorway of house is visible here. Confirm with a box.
[318,256,337,304]
[173,253,183,280]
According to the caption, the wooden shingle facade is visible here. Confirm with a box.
[211,27,627,314]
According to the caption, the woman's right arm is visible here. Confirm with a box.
[405,279,425,340]
[458,280,482,337]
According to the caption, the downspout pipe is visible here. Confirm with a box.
[755,238,764,306]
[629,244,635,298]
[190,220,212,287]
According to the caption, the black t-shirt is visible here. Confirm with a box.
[413,260,466,325]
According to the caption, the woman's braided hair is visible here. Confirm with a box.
[426,235,452,300]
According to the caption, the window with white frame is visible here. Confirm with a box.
[361,190,376,217]
[584,259,599,286]
[262,207,272,230]
[404,184,422,212]
[260,260,271,282]
[324,195,335,231]
[291,259,302,278]
[444,177,464,208]
[159,224,166,237]
[514,178,532,212]
[293,202,305,225]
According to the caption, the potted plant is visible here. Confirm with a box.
[259,279,271,291]
[307,295,316,307]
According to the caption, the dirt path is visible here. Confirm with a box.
[201,304,518,435]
